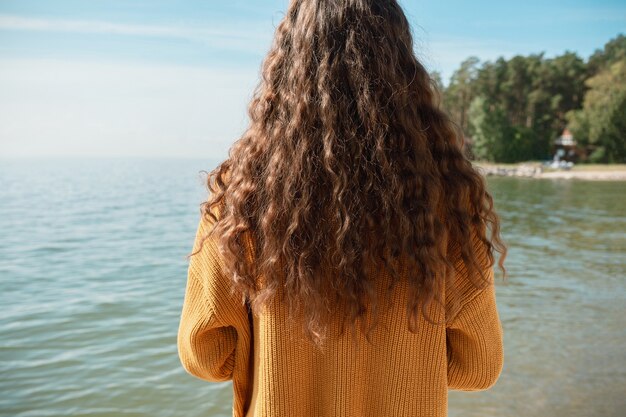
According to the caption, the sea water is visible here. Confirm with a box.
[1,157,624,417]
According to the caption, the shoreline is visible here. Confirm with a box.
[473,162,626,181]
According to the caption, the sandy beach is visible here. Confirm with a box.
[538,170,626,180]
[474,162,626,181]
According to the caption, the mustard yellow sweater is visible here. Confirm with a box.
[177,213,504,417]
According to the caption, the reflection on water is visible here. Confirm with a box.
[1,158,625,417]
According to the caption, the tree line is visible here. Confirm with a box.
[431,34,625,163]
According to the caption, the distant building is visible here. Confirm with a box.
[555,128,576,147]
[552,128,582,162]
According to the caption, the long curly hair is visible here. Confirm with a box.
[189,0,507,348]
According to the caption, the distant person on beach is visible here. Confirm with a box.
[177,1,508,416]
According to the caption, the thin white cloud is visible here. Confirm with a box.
[0,14,545,87]
[470,7,626,27]
[0,58,262,158]
[416,37,519,86]
[417,34,573,86]
[0,14,274,55]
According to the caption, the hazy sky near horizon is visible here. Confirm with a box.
[0,0,624,159]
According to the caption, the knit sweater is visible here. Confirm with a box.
[177,209,504,417]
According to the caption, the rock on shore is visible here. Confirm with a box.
[473,163,626,181]
[475,163,543,178]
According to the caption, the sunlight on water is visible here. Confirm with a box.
[1,158,624,417]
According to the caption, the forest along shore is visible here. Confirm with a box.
[473,162,626,181]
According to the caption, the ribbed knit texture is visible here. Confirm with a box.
[177,212,504,417]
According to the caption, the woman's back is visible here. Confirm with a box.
[178,211,503,417]
[177,0,506,415]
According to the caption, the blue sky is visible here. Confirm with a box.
[0,0,624,158]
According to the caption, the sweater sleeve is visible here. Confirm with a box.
[176,212,252,383]
[446,265,504,391]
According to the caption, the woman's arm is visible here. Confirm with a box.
[446,267,504,391]
[177,264,238,382]
[176,213,252,383]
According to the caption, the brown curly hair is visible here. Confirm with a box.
[188,0,507,348]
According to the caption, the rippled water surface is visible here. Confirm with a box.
[1,158,625,417]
